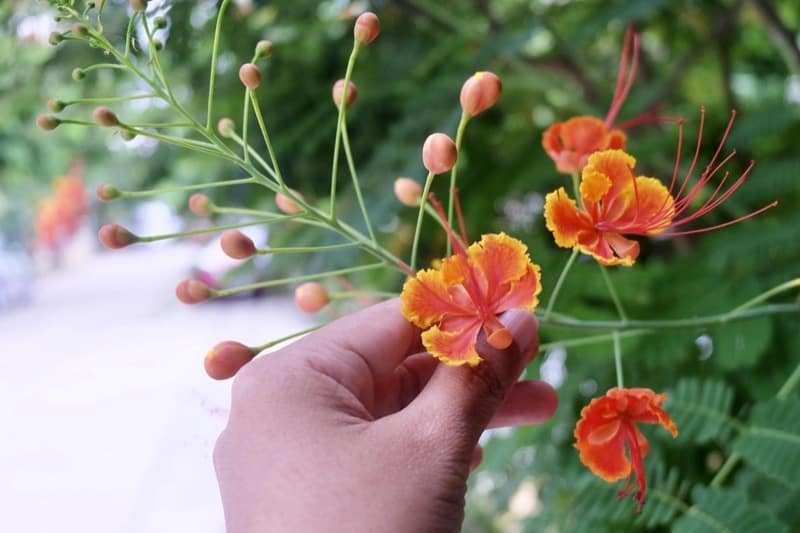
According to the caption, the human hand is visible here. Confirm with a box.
[214,299,558,533]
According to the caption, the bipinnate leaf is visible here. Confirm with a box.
[665,378,736,444]
[733,398,800,489]
[673,486,788,533]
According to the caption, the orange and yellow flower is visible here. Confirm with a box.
[542,28,638,174]
[400,232,541,366]
[575,387,678,513]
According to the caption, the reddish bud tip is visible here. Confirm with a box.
[332,79,358,109]
[98,224,135,249]
[275,189,304,214]
[36,114,60,131]
[129,0,147,12]
[394,177,423,207]
[460,71,502,117]
[204,341,256,380]
[217,118,236,138]
[175,279,211,305]
[254,40,273,59]
[47,98,66,112]
[422,132,458,174]
[239,63,262,90]
[354,12,380,44]
[96,184,120,202]
[189,193,212,216]
[220,229,256,259]
[93,106,119,127]
[295,282,330,313]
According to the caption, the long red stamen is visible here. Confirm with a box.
[616,113,683,130]
[621,422,647,514]
[664,201,777,237]
[605,28,639,128]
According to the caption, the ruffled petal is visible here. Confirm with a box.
[492,263,542,313]
[583,150,637,210]
[561,116,609,154]
[625,176,675,235]
[421,321,483,367]
[544,188,596,249]
[575,396,632,482]
[467,233,530,300]
[400,268,471,329]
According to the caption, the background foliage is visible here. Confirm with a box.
[3,0,799,530]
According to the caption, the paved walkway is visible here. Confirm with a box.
[0,244,315,532]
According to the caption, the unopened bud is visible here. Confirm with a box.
[152,39,163,51]
[47,98,66,112]
[129,0,148,12]
[220,230,256,259]
[93,106,119,127]
[204,341,256,380]
[275,189,304,214]
[254,40,273,59]
[239,63,262,90]
[332,79,358,109]
[36,114,60,131]
[153,16,167,29]
[49,32,64,46]
[460,71,502,117]
[72,68,86,81]
[354,12,380,45]
[393,177,423,207]
[422,133,458,174]
[119,129,137,141]
[72,24,89,37]
[217,118,236,138]
[98,224,135,249]
[189,194,212,216]
[295,282,330,313]
[175,279,211,305]
[96,184,120,202]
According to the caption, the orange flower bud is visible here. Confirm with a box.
[129,0,147,12]
[275,189,304,214]
[205,341,257,380]
[239,63,262,90]
[220,229,256,259]
[36,114,60,131]
[393,177,423,207]
[188,193,211,216]
[332,79,358,109]
[96,184,120,202]
[354,12,380,44]
[175,279,211,305]
[93,106,119,127]
[254,40,273,59]
[47,98,66,112]
[295,282,329,313]
[217,117,236,138]
[460,71,502,117]
[98,224,135,249]
[422,133,458,174]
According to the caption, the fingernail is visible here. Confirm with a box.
[501,310,538,361]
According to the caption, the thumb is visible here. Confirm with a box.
[403,310,539,445]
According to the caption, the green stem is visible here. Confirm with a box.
[340,121,376,243]
[777,361,800,400]
[544,248,579,320]
[249,91,286,188]
[729,278,800,315]
[211,262,385,298]
[329,290,399,300]
[446,111,470,255]
[410,172,435,271]
[63,93,157,105]
[124,11,136,57]
[330,41,361,218]
[125,121,194,129]
[241,91,251,164]
[250,325,323,354]
[207,0,232,129]
[571,171,582,207]
[117,178,254,198]
[227,130,278,181]
[256,242,362,255]
[82,62,127,73]
[599,264,628,323]
[538,329,650,353]
[613,330,624,388]
[537,303,800,330]
[134,219,274,243]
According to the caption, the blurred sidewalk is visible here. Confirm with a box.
[0,244,315,533]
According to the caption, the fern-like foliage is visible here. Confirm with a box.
[673,486,789,533]
[665,378,737,445]
[733,398,800,489]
